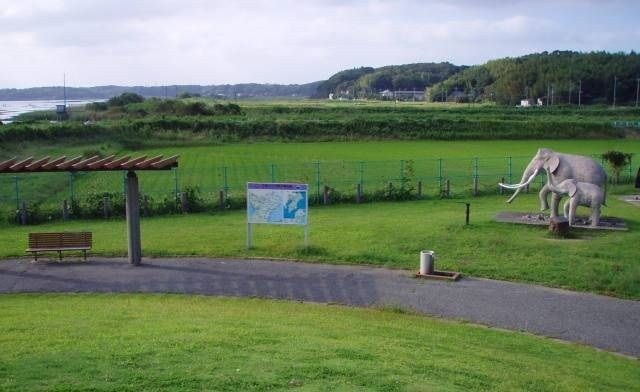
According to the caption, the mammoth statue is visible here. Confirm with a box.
[545,169,605,227]
[499,148,607,218]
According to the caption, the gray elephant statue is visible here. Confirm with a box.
[545,170,605,227]
[499,148,607,218]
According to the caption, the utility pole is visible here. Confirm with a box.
[613,76,617,107]
[578,80,582,107]
[636,78,639,107]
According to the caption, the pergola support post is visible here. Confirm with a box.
[126,171,142,265]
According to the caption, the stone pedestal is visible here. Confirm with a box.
[549,217,570,236]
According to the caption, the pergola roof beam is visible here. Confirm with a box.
[71,156,101,170]
[9,157,34,171]
[24,156,51,171]
[0,157,17,171]
[86,155,116,169]
[55,156,84,170]
[41,156,68,170]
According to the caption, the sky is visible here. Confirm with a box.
[1,0,639,88]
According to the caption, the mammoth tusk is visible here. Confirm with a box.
[498,169,540,190]
[499,183,524,189]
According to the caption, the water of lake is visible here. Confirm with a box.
[0,99,102,123]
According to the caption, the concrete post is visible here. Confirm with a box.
[62,199,69,221]
[417,180,422,198]
[20,202,27,225]
[181,191,188,213]
[103,197,110,219]
[126,171,142,265]
[219,190,225,210]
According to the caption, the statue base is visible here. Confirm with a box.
[495,212,628,231]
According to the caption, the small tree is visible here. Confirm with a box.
[602,150,633,184]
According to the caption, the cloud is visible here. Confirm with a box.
[0,0,638,87]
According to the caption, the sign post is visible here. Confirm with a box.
[247,182,309,249]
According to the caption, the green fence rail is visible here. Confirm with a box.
[1,154,637,214]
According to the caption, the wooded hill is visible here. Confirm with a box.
[428,51,640,105]
[313,62,465,98]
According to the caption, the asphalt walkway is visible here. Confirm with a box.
[1,257,639,357]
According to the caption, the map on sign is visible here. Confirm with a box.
[247,183,308,225]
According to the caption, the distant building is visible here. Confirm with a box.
[520,99,534,107]
[380,90,394,99]
[394,90,425,101]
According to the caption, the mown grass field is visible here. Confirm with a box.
[1,294,638,391]
[2,191,639,299]
[2,139,639,209]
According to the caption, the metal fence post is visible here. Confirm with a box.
[628,157,633,183]
[69,172,75,201]
[400,160,405,189]
[173,167,179,202]
[271,163,276,183]
[14,176,20,210]
[223,166,229,199]
[473,157,479,196]
[508,156,513,185]
[438,158,443,192]
[315,161,321,204]
[359,161,364,194]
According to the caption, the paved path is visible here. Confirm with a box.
[1,257,639,357]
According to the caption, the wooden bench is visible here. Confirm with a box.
[27,232,92,261]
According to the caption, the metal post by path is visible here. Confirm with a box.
[465,203,470,225]
[315,161,321,204]
[14,176,19,210]
[126,171,142,265]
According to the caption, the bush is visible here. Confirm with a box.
[108,93,145,107]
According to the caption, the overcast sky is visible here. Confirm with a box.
[1,0,639,88]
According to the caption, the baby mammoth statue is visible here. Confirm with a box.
[546,170,605,227]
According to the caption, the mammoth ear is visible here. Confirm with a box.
[567,181,577,198]
[546,155,560,174]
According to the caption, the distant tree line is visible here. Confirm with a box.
[428,51,640,105]
[313,63,464,99]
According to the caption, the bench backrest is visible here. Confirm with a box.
[29,232,92,248]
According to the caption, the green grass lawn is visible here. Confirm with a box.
[2,139,639,209]
[1,294,638,391]
[2,192,639,299]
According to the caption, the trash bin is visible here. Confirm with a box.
[420,250,435,275]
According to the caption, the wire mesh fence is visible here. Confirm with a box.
[0,154,637,220]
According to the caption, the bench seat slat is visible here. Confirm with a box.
[27,247,91,252]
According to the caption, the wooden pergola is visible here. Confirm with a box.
[0,154,179,265]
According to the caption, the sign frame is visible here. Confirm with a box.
[246,182,309,249]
